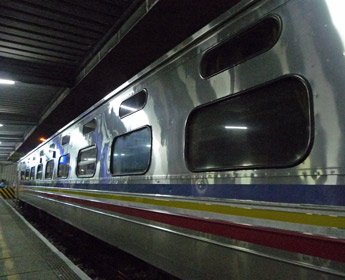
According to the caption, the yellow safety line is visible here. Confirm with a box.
[29,186,345,229]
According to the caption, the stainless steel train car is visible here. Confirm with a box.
[17,0,345,279]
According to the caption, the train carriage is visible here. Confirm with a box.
[17,0,345,279]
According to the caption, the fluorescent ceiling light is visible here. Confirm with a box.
[225,126,248,130]
[0,79,15,85]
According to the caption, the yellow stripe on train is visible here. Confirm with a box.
[31,186,345,229]
[0,187,15,199]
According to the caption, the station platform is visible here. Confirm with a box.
[0,197,90,279]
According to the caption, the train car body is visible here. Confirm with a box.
[17,0,345,279]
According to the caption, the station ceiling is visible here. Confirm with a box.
[0,0,240,163]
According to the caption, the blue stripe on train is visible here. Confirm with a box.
[48,183,345,207]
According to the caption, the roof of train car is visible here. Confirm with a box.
[0,0,243,164]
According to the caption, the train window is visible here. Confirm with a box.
[29,166,35,180]
[119,90,147,118]
[25,168,30,180]
[61,135,70,145]
[77,146,97,177]
[45,160,54,179]
[185,76,312,171]
[20,170,25,180]
[36,164,43,180]
[82,119,97,135]
[57,154,70,178]
[200,16,281,78]
[111,126,152,175]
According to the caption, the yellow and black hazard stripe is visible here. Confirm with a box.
[0,187,15,199]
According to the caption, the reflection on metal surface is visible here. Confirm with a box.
[16,0,345,279]
[0,79,15,85]
[326,0,345,52]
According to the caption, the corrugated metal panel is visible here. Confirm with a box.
[0,0,140,86]
[0,0,142,162]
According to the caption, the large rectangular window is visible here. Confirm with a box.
[77,146,97,177]
[57,154,70,178]
[185,76,313,171]
[111,126,152,175]
[45,160,54,179]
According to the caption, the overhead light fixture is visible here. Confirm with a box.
[0,79,15,85]
[39,137,47,142]
[0,124,3,127]
[225,125,248,130]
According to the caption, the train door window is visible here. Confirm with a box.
[36,164,43,180]
[45,160,55,179]
[57,154,70,178]
[82,119,97,135]
[111,126,152,175]
[77,146,97,177]
[200,16,281,78]
[29,166,36,180]
[185,76,312,171]
[119,90,148,118]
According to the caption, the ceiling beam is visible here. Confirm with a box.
[0,113,38,125]
[0,135,23,142]
[0,59,75,87]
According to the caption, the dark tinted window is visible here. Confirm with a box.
[185,76,312,171]
[200,16,281,78]
[82,119,97,135]
[58,154,70,178]
[20,170,25,180]
[25,168,30,180]
[29,167,35,180]
[61,135,70,145]
[77,146,97,177]
[119,90,147,118]
[36,164,43,180]
[111,127,152,175]
[45,160,54,179]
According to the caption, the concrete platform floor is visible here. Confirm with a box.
[0,198,90,279]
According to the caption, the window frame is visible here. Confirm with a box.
[82,119,97,135]
[36,163,43,180]
[200,15,282,79]
[57,154,70,179]
[76,145,98,178]
[29,166,36,180]
[119,89,148,119]
[185,75,314,172]
[45,159,55,179]
[110,126,152,176]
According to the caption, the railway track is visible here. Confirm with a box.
[13,200,178,280]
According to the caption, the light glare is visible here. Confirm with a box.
[225,126,248,130]
[0,79,15,85]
